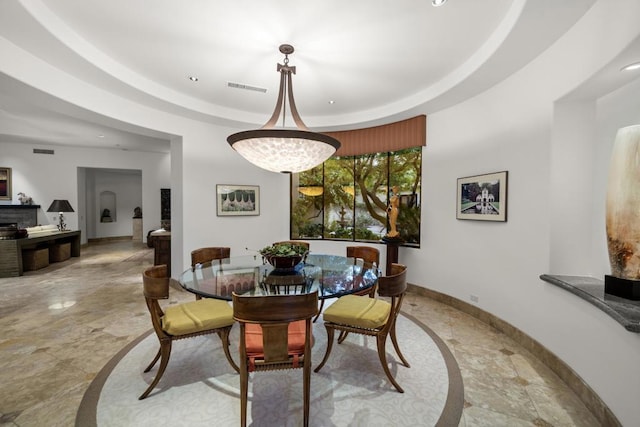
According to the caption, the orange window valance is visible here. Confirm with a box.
[322,115,426,157]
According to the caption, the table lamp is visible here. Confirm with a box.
[47,199,74,231]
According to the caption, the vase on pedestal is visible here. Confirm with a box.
[605,124,640,300]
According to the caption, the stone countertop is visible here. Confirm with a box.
[540,274,640,333]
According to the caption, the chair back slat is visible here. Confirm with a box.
[191,247,230,267]
[376,263,407,298]
[346,246,380,268]
[143,264,170,299]
[233,292,318,323]
[260,323,293,362]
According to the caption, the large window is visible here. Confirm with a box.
[290,147,421,246]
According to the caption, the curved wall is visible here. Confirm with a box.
[404,2,640,425]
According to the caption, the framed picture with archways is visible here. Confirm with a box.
[456,171,508,222]
[0,167,11,200]
[216,184,260,216]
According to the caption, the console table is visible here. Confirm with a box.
[0,230,81,277]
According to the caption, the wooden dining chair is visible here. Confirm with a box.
[315,245,381,323]
[314,263,410,393]
[191,246,230,267]
[233,291,318,427]
[139,264,239,400]
[190,247,231,299]
[330,245,382,336]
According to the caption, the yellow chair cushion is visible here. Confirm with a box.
[162,299,234,336]
[323,295,390,329]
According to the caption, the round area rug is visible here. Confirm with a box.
[77,312,463,427]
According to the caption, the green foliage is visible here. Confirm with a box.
[291,147,422,247]
[259,243,308,257]
[296,223,323,238]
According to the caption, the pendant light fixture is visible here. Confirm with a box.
[227,44,341,174]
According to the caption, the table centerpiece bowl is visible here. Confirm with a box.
[259,243,308,270]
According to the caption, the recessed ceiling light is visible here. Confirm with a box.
[621,62,640,71]
[188,76,199,82]
[328,100,335,104]
[432,0,447,6]
[97,134,105,138]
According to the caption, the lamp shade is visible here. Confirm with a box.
[47,200,74,213]
[229,129,339,174]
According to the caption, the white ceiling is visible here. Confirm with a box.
[2,0,633,154]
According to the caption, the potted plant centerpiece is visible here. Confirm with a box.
[259,243,308,270]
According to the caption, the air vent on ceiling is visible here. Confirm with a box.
[33,148,55,155]
[227,82,267,93]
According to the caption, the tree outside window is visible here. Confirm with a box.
[290,147,421,246]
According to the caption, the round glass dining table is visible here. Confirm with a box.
[179,254,379,300]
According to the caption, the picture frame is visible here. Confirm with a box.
[0,167,11,200]
[456,171,508,222]
[216,184,260,216]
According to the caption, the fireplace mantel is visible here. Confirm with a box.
[0,205,41,228]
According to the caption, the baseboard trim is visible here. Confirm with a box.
[407,284,621,427]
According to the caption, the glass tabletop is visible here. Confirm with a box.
[179,254,380,301]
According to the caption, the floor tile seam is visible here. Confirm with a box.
[464,404,539,424]
[508,351,567,393]
[506,353,547,424]
[523,385,566,427]
[449,335,543,421]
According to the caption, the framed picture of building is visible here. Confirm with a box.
[456,171,508,222]
[216,184,260,216]
[0,167,11,200]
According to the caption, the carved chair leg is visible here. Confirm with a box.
[303,360,311,427]
[314,325,336,373]
[143,347,161,373]
[376,334,404,393]
[218,328,239,373]
[139,340,172,399]
[240,361,249,427]
[337,330,349,343]
[313,299,325,322]
[389,318,410,367]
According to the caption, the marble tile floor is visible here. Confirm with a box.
[0,240,600,427]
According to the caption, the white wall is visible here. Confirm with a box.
[177,123,290,266]
[402,2,640,425]
[0,141,169,245]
